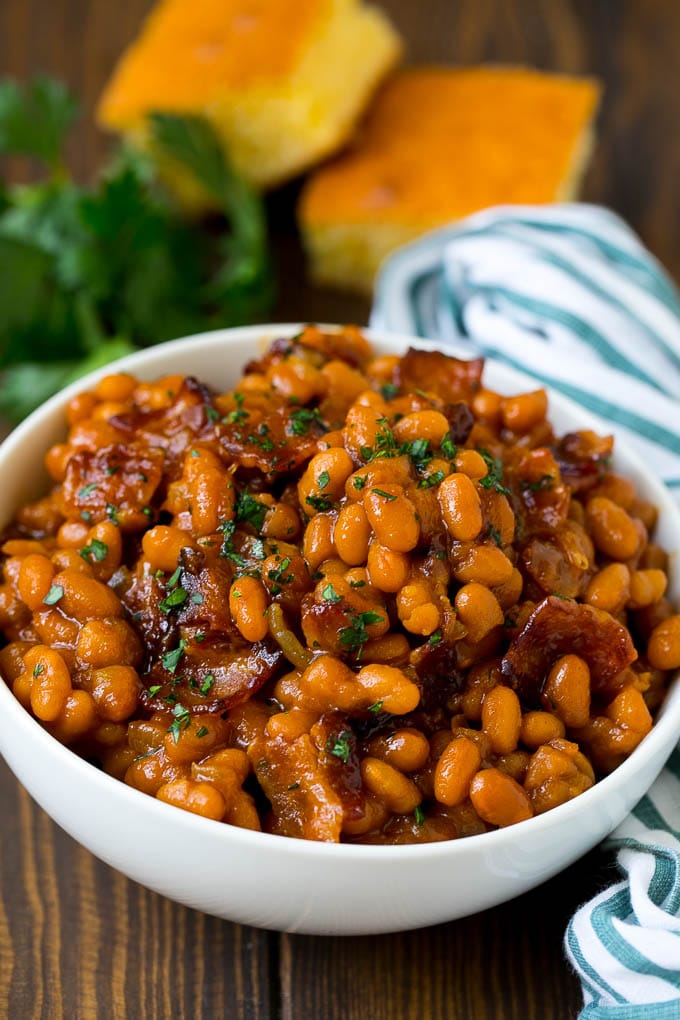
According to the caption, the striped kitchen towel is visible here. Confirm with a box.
[370,203,680,1015]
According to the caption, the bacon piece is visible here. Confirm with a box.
[501,596,636,702]
[396,348,484,403]
[61,443,164,530]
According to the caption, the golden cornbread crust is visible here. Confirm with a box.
[299,67,601,292]
[97,0,402,197]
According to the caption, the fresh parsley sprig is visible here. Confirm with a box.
[0,76,274,422]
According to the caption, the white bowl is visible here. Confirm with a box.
[0,324,678,935]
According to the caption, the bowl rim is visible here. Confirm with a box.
[0,321,678,863]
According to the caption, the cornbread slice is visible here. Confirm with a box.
[299,67,601,293]
[97,0,402,203]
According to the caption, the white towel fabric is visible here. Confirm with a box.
[370,204,680,1016]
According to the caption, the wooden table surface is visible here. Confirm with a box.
[1,2,679,1017]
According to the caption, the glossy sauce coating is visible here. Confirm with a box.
[0,326,676,843]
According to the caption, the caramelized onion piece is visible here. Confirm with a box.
[268,603,314,669]
[501,596,636,702]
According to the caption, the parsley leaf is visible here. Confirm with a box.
[236,491,267,533]
[0,74,77,170]
[79,538,108,563]
[326,731,353,764]
[161,639,186,674]
[338,611,384,659]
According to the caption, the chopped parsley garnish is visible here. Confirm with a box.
[159,586,188,613]
[161,638,186,674]
[167,704,192,743]
[352,476,367,491]
[287,782,301,791]
[32,663,45,678]
[414,805,425,827]
[225,407,249,425]
[190,592,204,604]
[326,731,352,764]
[218,520,246,567]
[204,405,220,422]
[321,582,341,603]
[478,449,511,496]
[380,382,399,400]
[408,438,430,464]
[105,465,120,476]
[106,503,119,524]
[289,407,326,436]
[78,483,97,499]
[418,470,445,489]
[372,488,397,501]
[440,434,458,460]
[317,470,330,491]
[247,428,275,451]
[148,684,162,696]
[524,474,554,492]
[428,630,442,646]
[349,579,366,589]
[80,510,92,522]
[267,557,294,594]
[368,700,383,714]
[236,491,267,532]
[338,611,384,659]
[487,524,503,548]
[43,584,64,605]
[305,493,334,512]
[79,538,108,563]
[196,726,209,739]
[167,565,182,588]
[200,674,214,696]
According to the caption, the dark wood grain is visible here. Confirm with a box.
[2,1,680,1018]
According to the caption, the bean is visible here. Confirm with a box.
[298,448,354,515]
[453,546,514,586]
[24,645,72,722]
[334,504,371,565]
[455,583,503,643]
[501,390,548,433]
[438,473,483,542]
[48,690,98,743]
[434,736,482,806]
[302,512,336,571]
[454,450,488,480]
[396,583,440,636]
[469,768,533,827]
[142,526,196,575]
[361,758,422,814]
[520,711,566,749]
[544,655,591,728]
[87,665,141,722]
[76,618,142,668]
[366,542,410,593]
[52,570,124,621]
[18,554,56,611]
[229,576,269,642]
[648,615,680,670]
[356,663,420,714]
[95,372,136,402]
[156,779,226,821]
[627,569,667,610]
[584,563,630,613]
[364,485,420,552]
[481,685,522,755]
[393,410,450,445]
[586,497,640,561]
[368,729,430,772]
